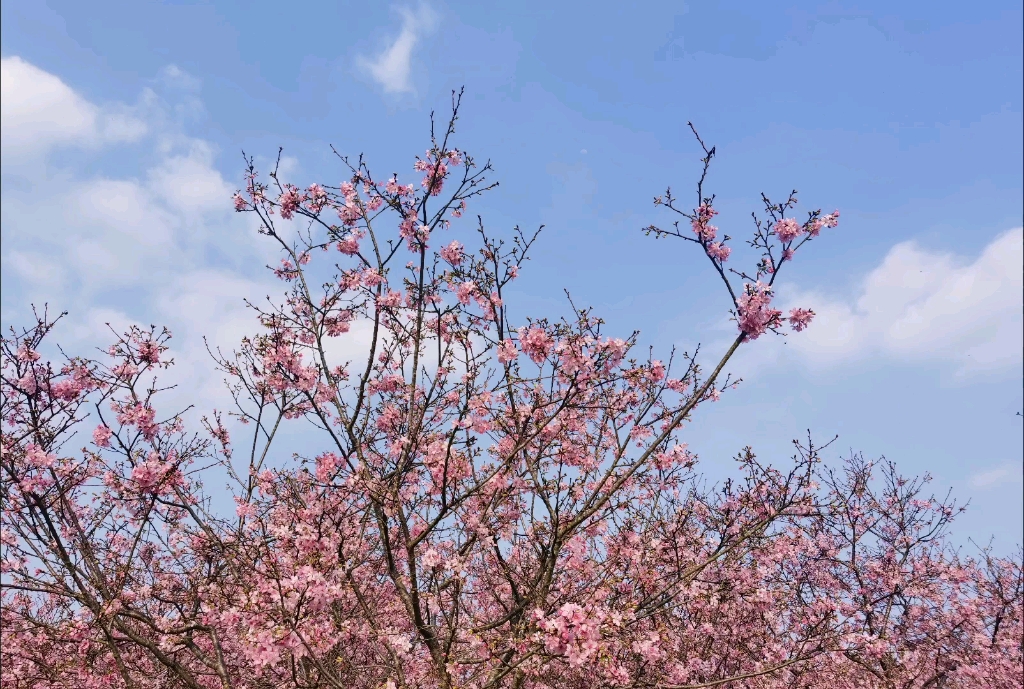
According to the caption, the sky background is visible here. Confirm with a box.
[2,1,1022,550]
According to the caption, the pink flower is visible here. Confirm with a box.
[25,444,56,469]
[518,326,553,365]
[420,548,444,569]
[497,339,519,364]
[440,241,464,265]
[138,341,160,364]
[16,345,40,362]
[415,156,449,196]
[131,452,172,493]
[692,222,718,241]
[92,425,112,448]
[736,282,781,340]
[601,337,628,368]
[232,193,247,211]
[337,236,360,255]
[630,425,654,442]
[691,203,719,241]
[654,443,692,470]
[774,218,802,243]
[314,452,344,483]
[278,187,301,220]
[399,214,430,250]
[50,378,84,401]
[16,373,37,394]
[788,307,815,332]
[274,259,297,281]
[362,269,384,288]
[306,183,327,212]
[666,377,689,393]
[808,210,840,237]
[112,362,138,380]
[706,242,731,262]
[377,291,403,308]
[457,281,477,306]
[117,403,159,440]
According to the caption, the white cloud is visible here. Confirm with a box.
[782,228,1023,376]
[969,463,1023,490]
[1,58,271,410]
[357,4,437,94]
[154,270,267,405]
[0,58,252,297]
[158,64,202,92]
[147,141,233,214]
[0,57,383,431]
[2,159,227,294]
[1,56,146,163]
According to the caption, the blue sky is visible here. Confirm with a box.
[2,1,1022,549]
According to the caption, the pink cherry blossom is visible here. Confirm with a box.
[278,186,302,219]
[706,241,731,262]
[737,282,782,340]
[440,240,464,265]
[497,338,519,363]
[788,307,815,332]
[456,280,477,306]
[92,424,112,447]
[774,217,802,243]
[518,326,553,364]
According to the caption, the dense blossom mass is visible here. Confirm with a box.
[2,96,1021,688]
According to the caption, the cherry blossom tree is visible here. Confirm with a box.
[3,93,1020,688]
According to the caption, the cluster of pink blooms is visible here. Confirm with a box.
[706,241,731,262]
[691,202,719,241]
[650,172,841,342]
[414,148,462,196]
[736,282,783,340]
[129,451,176,495]
[774,210,839,244]
[440,240,464,265]
[788,307,815,332]
[2,108,1019,689]
[517,325,554,364]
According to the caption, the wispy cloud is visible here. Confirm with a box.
[1,57,381,420]
[357,4,437,94]
[1,56,147,164]
[778,228,1024,376]
[0,57,269,412]
[969,463,1024,490]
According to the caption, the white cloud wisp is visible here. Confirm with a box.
[1,56,147,164]
[357,4,437,94]
[1,57,270,413]
[782,228,1023,377]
